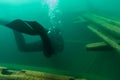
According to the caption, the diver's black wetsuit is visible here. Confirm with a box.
[13,30,43,52]
[6,19,56,57]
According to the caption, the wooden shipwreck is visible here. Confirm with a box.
[74,12,120,55]
[0,66,84,80]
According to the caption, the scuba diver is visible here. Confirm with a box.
[1,19,64,57]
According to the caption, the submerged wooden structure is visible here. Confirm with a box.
[74,12,120,55]
[0,67,84,80]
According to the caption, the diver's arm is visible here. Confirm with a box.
[13,30,43,52]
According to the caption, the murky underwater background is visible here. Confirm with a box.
[0,0,120,80]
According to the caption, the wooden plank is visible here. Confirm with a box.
[82,13,120,35]
[0,67,82,80]
[87,25,120,55]
[86,42,113,50]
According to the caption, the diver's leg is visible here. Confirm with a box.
[13,30,43,52]
[13,30,27,51]
[6,19,38,35]
[25,21,55,57]
[25,21,48,34]
[11,20,55,57]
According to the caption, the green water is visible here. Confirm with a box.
[0,0,120,80]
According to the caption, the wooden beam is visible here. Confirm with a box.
[87,25,120,55]
[86,42,114,50]
[82,13,120,36]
